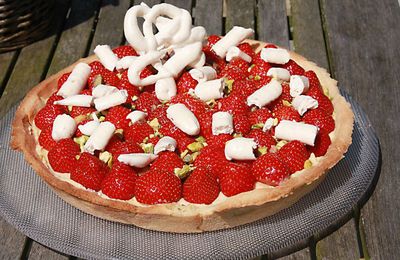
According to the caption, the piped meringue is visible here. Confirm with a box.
[118,153,158,168]
[94,90,128,111]
[84,122,116,154]
[292,95,318,116]
[247,79,282,107]
[154,136,177,154]
[274,120,318,146]
[51,114,77,141]
[194,78,224,101]
[225,137,257,160]
[212,26,254,58]
[212,111,234,135]
[54,95,93,107]
[94,45,119,71]
[166,103,200,135]
[57,63,91,98]
[260,48,290,64]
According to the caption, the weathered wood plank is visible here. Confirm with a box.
[0,51,17,90]
[225,0,255,36]
[257,0,289,48]
[165,0,193,12]
[89,0,131,53]
[290,0,328,69]
[0,0,71,118]
[29,242,68,260]
[321,0,400,258]
[47,0,99,75]
[135,0,161,8]
[277,248,310,260]
[193,0,223,35]
[0,218,26,260]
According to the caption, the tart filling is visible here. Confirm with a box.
[11,2,353,232]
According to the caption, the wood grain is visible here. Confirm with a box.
[290,0,328,69]
[193,0,223,35]
[257,0,289,48]
[0,51,16,90]
[29,242,68,260]
[321,0,400,258]
[89,0,131,53]
[0,218,25,260]
[165,0,193,12]
[226,0,255,36]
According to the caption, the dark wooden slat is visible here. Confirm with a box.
[277,248,310,259]
[225,0,255,36]
[321,0,400,258]
[29,242,68,260]
[0,218,26,260]
[89,0,131,53]
[290,0,328,69]
[193,0,223,35]
[47,0,99,76]
[0,51,16,87]
[0,0,70,118]
[135,0,161,8]
[257,0,289,48]
[165,0,193,12]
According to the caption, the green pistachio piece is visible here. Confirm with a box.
[148,118,160,130]
[141,143,154,154]
[73,135,89,152]
[224,79,234,94]
[187,142,204,152]
[174,165,192,179]
[251,123,264,129]
[304,159,313,169]
[282,100,292,107]
[275,140,288,150]
[183,154,192,163]
[180,149,189,159]
[195,136,206,143]
[99,151,113,167]
[257,146,268,155]
[254,75,261,81]
[93,75,103,87]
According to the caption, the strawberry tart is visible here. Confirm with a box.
[11,3,353,232]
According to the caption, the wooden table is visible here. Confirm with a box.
[0,0,398,259]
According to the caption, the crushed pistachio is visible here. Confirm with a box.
[233,133,243,138]
[206,99,217,108]
[73,135,89,152]
[93,75,103,87]
[115,129,124,135]
[254,75,261,81]
[224,79,234,94]
[282,100,292,107]
[187,142,204,152]
[141,143,154,154]
[74,114,88,123]
[99,151,113,167]
[252,123,264,129]
[68,105,73,112]
[257,146,268,155]
[98,116,106,122]
[174,165,192,179]
[273,118,279,126]
[149,118,160,130]
[191,151,200,161]
[195,136,206,143]
[183,154,192,163]
[180,149,189,159]
[304,159,313,169]
[275,140,288,150]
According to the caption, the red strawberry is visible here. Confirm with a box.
[229,58,250,71]
[307,132,331,157]
[117,75,140,104]
[87,61,106,88]
[34,105,65,130]
[245,129,276,148]
[203,35,221,63]
[108,140,143,162]
[251,75,272,89]
[70,106,96,119]
[219,64,248,81]
[252,153,291,186]
[307,91,334,115]
[135,170,182,204]
[70,152,108,191]
[147,105,169,125]
[101,161,137,200]
[48,139,80,173]
[197,110,214,139]
[101,70,120,86]
[220,163,256,197]
[268,82,292,111]
[282,59,305,75]
[278,140,310,173]
[233,114,251,135]
[249,62,272,78]
[304,70,322,93]
[151,151,184,174]
[170,94,207,117]
[175,136,195,153]
[193,145,228,178]
[112,45,138,58]
[124,121,154,144]
[206,35,221,48]
[218,93,250,116]
[303,109,335,134]
[273,106,301,122]
[38,128,58,150]
[249,108,273,125]
[147,136,160,146]
[176,72,198,94]
[231,79,258,97]
[46,94,64,106]
[57,73,71,89]
[207,134,233,148]
[139,66,156,93]
[183,166,219,204]
[159,121,187,140]
[238,42,256,59]
[105,134,123,152]
[264,44,278,49]
[135,92,160,113]
[75,119,90,137]
[105,106,131,130]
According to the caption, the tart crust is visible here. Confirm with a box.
[11,40,354,233]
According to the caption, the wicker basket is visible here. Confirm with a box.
[0,0,55,53]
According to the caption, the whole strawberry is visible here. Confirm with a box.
[109,141,143,162]
[267,83,292,111]
[159,121,187,140]
[219,64,248,81]
[71,152,109,191]
[277,140,310,173]
[175,135,195,153]
[218,92,250,116]
[307,91,334,115]
[220,163,256,197]
[233,114,251,135]
[252,153,290,186]
[170,93,207,117]
[46,94,64,106]
[197,110,214,139]
[273,106,301,122]
[57,72,71,89]
[112,45,138,58]
[134,92,160,113]
[176,71,198,94]
[105,106,131,130]
[231,79,258,98]
[101,161,137,200]
[245,129,276,148]
[307,132,331,157]
[70,106,96,119]
[303,109,335,134]
[48,139,80,173]
[34,105,66,130]
[38,128,58,150]
[282,60,305,75]
[248,108,273,125]
[135,170,182,204]
[124,121,154,144]
[183,166,219,204]
[207,134,233,148]
[150,151,184,174]
[193,145,228,178]
[147,105,169,125]
[238,42,256,59]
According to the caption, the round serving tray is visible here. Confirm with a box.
[0,92,380,259]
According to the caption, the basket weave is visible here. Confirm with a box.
[0,0,55,53]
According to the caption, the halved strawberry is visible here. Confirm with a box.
[183,166,219,204]
[150,151,184,174]
[101,161,137,200]
[277,140,310,173]
[252,153,291,186]
[135,170,182,204]
[220,163,256,197]
[70,152,109,191]
[48,139,80,173]
[303,109,335,134]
